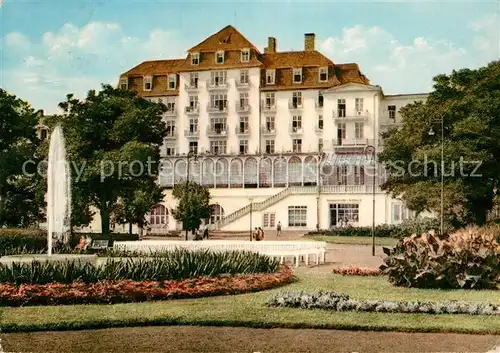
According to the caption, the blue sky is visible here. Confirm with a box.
[1,0,499,114]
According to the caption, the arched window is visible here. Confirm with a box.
[209,204,225,224]
[149,204,168,228]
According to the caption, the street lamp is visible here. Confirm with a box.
[364,145,376,256]
[185,150,198,241]
[249,197,254,241]
[429,117,444,236]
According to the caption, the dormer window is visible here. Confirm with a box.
[168,74,176,90]
[293,68,302,83]
[266,70,275,85]
[319,67,328,82]
[144,76,152,91]
[191,53,200,65]
[216,51,225,64]
[119,77,128,90]
[241,48,250,62]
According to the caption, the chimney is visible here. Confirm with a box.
[304,33,315,51]
[264,37,277,53]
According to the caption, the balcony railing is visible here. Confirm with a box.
[289,125,304,135]
[261,101,276,112]
[331,138,376,147]
[315,100,324,109]
[206,126,228,137]
[235,126,251,136]
[333,109,369,121]
[207,103,228,114]
[235,80,251,89]
[184,129,199,138]
[184,83,199,92]
[236,104,251,113]
[206,80,229,90]
[288,100,303,110]
[261,126,276,136]
[164,130,178,140]
[185,105,199,115]
[315,125,324,133]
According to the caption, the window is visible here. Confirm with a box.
[210,71,227,86]
[210,117,227,134]
[354,166,365,185]
[336,165,348,185]
[143,76,152,91]
[216,51,224,64]
[263,212,276,228]
[288,206,307,227]
[119,78,128,90]
[329,203,359,226]
[189,118,198,133]
[241,49,250,62]
[189,73,198,88]
[239,116,249,133]
[318,138,323,152]
[293,68,302,83]
[337,99,346,117]
[265,116,275,131]
[317,93,324,107]
[337,123,346,139]
[210,94,227,110]
[266,70,275,84]
[210,140,227,155]
[165,146,176,156]
[318,115,323,130]
[292,116,302,131]
[355,122,364,139]
[189,141,198,154]
[391,203,410,223]
[265,93,275,107]
[292,139,302,153]
[191,53,200,65]
[239,140,248,154]
[355,98,364,112]
[292,92,302,107]
[265,140,275,154]
[240,69,249,84]
[239,92,249,109]
[149,205,167,228]
[165,120,176,137]
[189,96,198,109]
[168,74,176,90]
[388,105,396,120]
[165,97,175,112]
[319,67,328,82]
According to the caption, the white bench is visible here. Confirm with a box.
[113,240,327,267]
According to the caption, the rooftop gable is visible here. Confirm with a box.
[188,25,260,53]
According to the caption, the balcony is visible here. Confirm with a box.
[288,100,303,111]
[184,82,199,92]
[184,129,199,138]
[315,100,324,109]
[261,100,276,112]
[235,80,251,90]
[333,109,369,122]
[206,79,229,91]
[164,130,178,140]
[332,138,376,149]
[261,126,276,136]
[236,104,251,113]
[315,125,324,134]
[185,105,200,115]
[207,103,228,114]
[289,125,304,135]
[206,126,228,138]
[235,126,251,136]
[164,107,177,117]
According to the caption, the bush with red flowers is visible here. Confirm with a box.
[0,266,294,307]
[332,267,382,276]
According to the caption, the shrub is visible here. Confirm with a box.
[332,267,382,276]
[380,227,500,289]
[0,249,280,285]
[268,291,500,316]
[0,266,294,306]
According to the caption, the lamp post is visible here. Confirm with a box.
[249,197,254,241]
[428,117,444,236]
[364,145,376,256]
[185,150,197,241]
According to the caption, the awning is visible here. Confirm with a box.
[322,153,374,167]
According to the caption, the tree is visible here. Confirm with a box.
[55,84,167,244]
[0,89,41,227]
[172,182,211,235]
[379,60,500,228]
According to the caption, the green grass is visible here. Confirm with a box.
[305,235,398,246]
[1,272,499,334]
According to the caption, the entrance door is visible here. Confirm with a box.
[330,208,337,228]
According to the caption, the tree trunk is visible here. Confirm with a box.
[100,198,111,246]
[129,222,132,234]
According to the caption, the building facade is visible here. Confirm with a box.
[99,25,428,233]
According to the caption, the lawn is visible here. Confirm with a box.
[1,272,499,334]
[304,234,398,246]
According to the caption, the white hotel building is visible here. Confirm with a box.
[114,25,427,233]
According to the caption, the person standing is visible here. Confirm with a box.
[277,221,282,237]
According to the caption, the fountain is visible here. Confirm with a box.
[0,125,97,266]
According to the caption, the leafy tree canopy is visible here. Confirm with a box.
[172,182,211,233]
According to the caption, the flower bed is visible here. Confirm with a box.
[268,291,500,316]
[332,267,382,276]
[0,266,294,307]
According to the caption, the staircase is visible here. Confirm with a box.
[215,186,318,229]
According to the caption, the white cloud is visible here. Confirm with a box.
[4,32,31,51]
